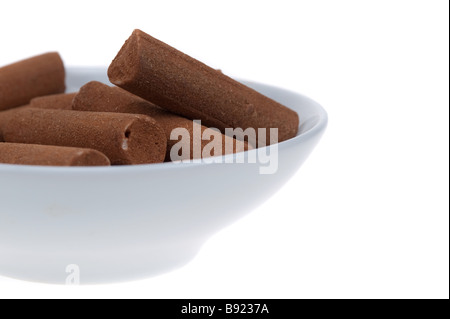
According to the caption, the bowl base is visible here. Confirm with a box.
[0,240,202,284]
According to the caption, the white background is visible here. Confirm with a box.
[0,0,448,299]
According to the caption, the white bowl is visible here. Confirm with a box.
[0,67,327,284]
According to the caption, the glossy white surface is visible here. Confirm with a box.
[0,68,327,284]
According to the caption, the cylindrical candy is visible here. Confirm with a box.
[72,81,250,161]
[0,52,66,111]
[2,108,167,165]
[30,92,76,110]
[0,143,110,167]
[0,106,26,142]
[108,29,299,145]
[0,93,78,141]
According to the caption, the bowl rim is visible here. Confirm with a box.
[0,69,328,175]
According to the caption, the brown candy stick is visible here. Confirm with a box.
[30,92,77,110]
[0,93,77,141]
[0,52,66,111]
[0,109,22,135]
[108,29,299,145]
[72,81,250,161]
[2,108,167,165]
[0,105,30,142]
[0,143,110,167]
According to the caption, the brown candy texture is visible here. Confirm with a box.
[1,93,77,141]
[108,29,299,146]
[72,81,250,161]
[0,143,110,167]
[0,106,28,142]
[2,108,167,165]
[30,92,77,110]
[0,52,66,111]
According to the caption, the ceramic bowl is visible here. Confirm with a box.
[0,67,327,284]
